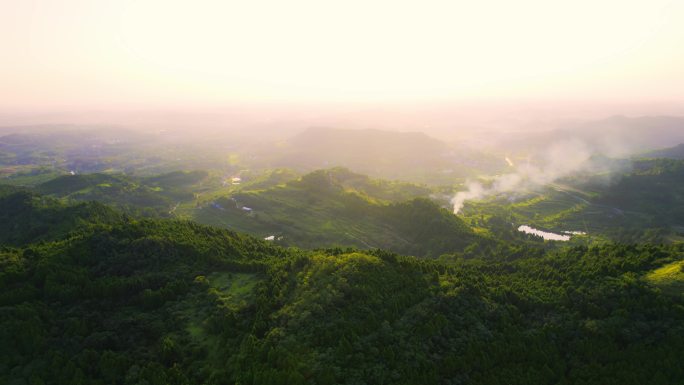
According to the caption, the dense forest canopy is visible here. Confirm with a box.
[1,168,684,384]
[2,126,684,384]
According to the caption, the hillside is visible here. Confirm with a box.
[641,143,684,159]
[0,126,254,182]
[20,168,484,257]
[191,168,483,257]
[0,126,503,187]
[284,127,450,171]
[251,127,505,183]
[460,159,684,243]
[34,171,210,217]
[1,193,683,384]
[32,169,302,218]
[0,187,122,246]
[489,116,684,157]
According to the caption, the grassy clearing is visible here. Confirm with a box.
[645,260,684,294]
[207,272,262,306]
[169,271,264,374]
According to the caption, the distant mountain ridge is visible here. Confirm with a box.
[489,115,684,157]
[641,143,684,159]
[253,127,505,183]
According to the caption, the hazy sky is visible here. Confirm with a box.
[2,0,683,109]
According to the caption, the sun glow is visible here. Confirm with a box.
[2,0,683,107]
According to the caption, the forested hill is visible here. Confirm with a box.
[194,168,484,257]
[33,170,210,217]
[457,158,684,244]
[16,167,488,257]
[257,128,505,183]
[641,143,684,159]
[2,189,684,384]
[0,187,122,246]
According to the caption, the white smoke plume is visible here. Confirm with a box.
[452,139,596,213]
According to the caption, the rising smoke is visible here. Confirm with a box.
[451,139,611,213]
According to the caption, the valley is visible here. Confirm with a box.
[2,125,684,385]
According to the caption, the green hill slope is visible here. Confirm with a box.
[0,188,121,246]
[641,143,684,159]
[252,127,505,184]
[34,171,213,216]
[462,159,684,243]
[1,195,683,384]
[192,168,482,257]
